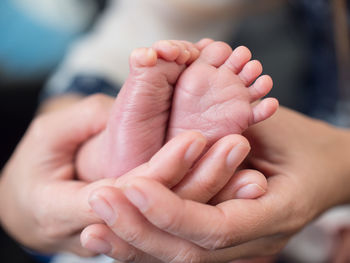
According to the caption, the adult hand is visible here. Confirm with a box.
[0,94,116,256]
[0,93,266,258]
[81,131,268,261]
[85,106,350,262]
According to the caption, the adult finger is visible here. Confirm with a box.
[115,131,207,188]
[195,38,215,50]
[173,134,250,202]
[30,94,114,151]
[47,131,206,236]
[88,186,288,263]
[81,224,162,262]
[210,169,267,204]
[33,178,119,235]
[47,131,207,232]
[120,177,283,250]
[88,186,204,263]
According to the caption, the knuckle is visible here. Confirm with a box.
[122,227,146,245]
[170,247,202,263]
[121,250,137,263]
[198,214,244,250]
[197,214,236,250]
[34,197,64,241]
[35,211,62,241]
[278,198,309,236]
[156,208,182,233]
[37,218,62,241]
[203,232,236,250]
[107,240,138,263]
[196,177,220,201]
[211,237,230,250]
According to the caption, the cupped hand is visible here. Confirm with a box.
[84,106,350,262]
[81,130,268,261]
[0,93,266,258]
[0,94,117,256]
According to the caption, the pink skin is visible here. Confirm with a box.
[77,41,277,259]
[76,40,201,181]
[76,40,277,190]
[167,41,278,148]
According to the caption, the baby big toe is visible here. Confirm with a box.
[197,41,232,67]
[130,48,157,68]
[195,38,215,51]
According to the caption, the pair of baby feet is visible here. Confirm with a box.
[76,39,278,185]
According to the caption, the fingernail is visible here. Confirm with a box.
[185,137,205,162]
[89,195,117,226]
[235,184,266,199]
[226,143,247,169]
[83,236,112,254]
[124,187,149,212]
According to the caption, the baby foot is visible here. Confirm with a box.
[167,41,278,146]
[76,40,200,180]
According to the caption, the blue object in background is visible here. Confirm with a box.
[0,0,96,81]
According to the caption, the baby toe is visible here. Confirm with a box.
[249,75,273,102]
[197,41,232,67]
[238,60,263,86]
[223,46,252,74]
[169,40,191,64]
[251,97,279,125]
[152,40,180,61]
[130,48,157,67]
[195,38,215,50]
[181,41,200,64]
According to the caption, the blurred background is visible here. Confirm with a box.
[0,0,348,262]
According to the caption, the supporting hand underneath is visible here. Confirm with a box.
[84,106,350,262]
[0,94,266,258]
